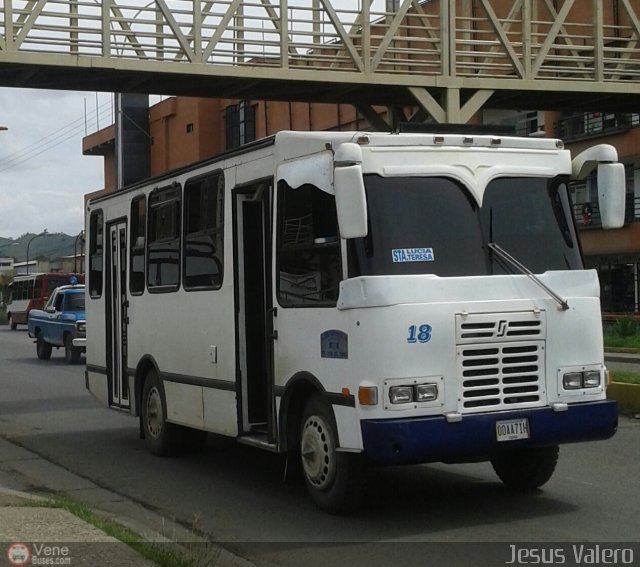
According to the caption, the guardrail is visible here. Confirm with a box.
[1,1,639,83]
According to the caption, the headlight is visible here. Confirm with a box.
[389,386,413,405]
[416,384,438,402]
[582,371,601,388]
[388,383,439,405]
[76,321,86,333]
[563,370,601,390]
[563,372,583,390]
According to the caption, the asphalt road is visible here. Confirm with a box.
[0,325,639,566]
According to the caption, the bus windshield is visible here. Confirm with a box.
[348,175,582,278]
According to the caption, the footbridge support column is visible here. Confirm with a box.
[408,87,495,125]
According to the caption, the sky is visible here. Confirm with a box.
[0,88,116,239]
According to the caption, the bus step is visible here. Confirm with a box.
[238,433,279,452]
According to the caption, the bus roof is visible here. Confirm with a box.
[87,130,565,206]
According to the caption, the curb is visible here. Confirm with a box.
[0,437,256,567]
[606,355,640,364]
[0,485,48,502]
[605,347,640,354]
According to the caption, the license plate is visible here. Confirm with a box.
[496,418,530,442]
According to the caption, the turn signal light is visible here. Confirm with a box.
[358,386,379,406]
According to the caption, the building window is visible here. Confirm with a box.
[277,181,341,307]
[89,210,103,298]
[186,123,194,133]
[224,101,256,150]
[556,112,634,141]
[596,263,638,313]
[147,185,181,291]
[130,196,146,295]
[183,171,225,290]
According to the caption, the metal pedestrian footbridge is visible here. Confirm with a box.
[1,0,639,123]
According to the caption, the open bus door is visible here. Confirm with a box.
[234,179,276,447]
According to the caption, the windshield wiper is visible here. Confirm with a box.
[487,242,569,311]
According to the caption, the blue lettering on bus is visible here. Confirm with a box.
[392,248,434,263]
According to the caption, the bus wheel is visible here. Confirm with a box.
[64,335,81,364]
[490,445,559,491]
[36,334,52,360]
[300,395,365,514]
[141,369,178,457]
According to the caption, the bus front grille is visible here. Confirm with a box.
[457,341,545,412]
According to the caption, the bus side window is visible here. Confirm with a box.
[130,195,146,295]
[277,181,341,307]
[89,210,104,298]
[147,185,181,291]
[183,171,224,290]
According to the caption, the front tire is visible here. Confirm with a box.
[491,445,559,491]
[300,395,365,514]
[64,334,81,364]
[36,334,52,360]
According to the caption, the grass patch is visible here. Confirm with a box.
[604,333,640,349]
[25,495,195,567]
[604,317,640,350]
[609,370,640,385]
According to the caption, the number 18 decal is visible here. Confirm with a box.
[407,324,432,344]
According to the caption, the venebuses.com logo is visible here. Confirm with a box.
[6,542,30,566]
[5,542,72,565]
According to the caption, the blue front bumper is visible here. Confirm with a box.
[360,400,617,465]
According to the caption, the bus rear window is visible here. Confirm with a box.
[89,210,104,298]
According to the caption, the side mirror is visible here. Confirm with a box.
[597,163,626,230]
[334,143,368,239]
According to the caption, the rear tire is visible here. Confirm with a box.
[9,316,17,330]
[491,445,559,490]
[140,369,206,456]
[300,395,365,514]
[141,369,180,457]
[36,334,52,360]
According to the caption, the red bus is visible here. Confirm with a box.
[7,273,84,330]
